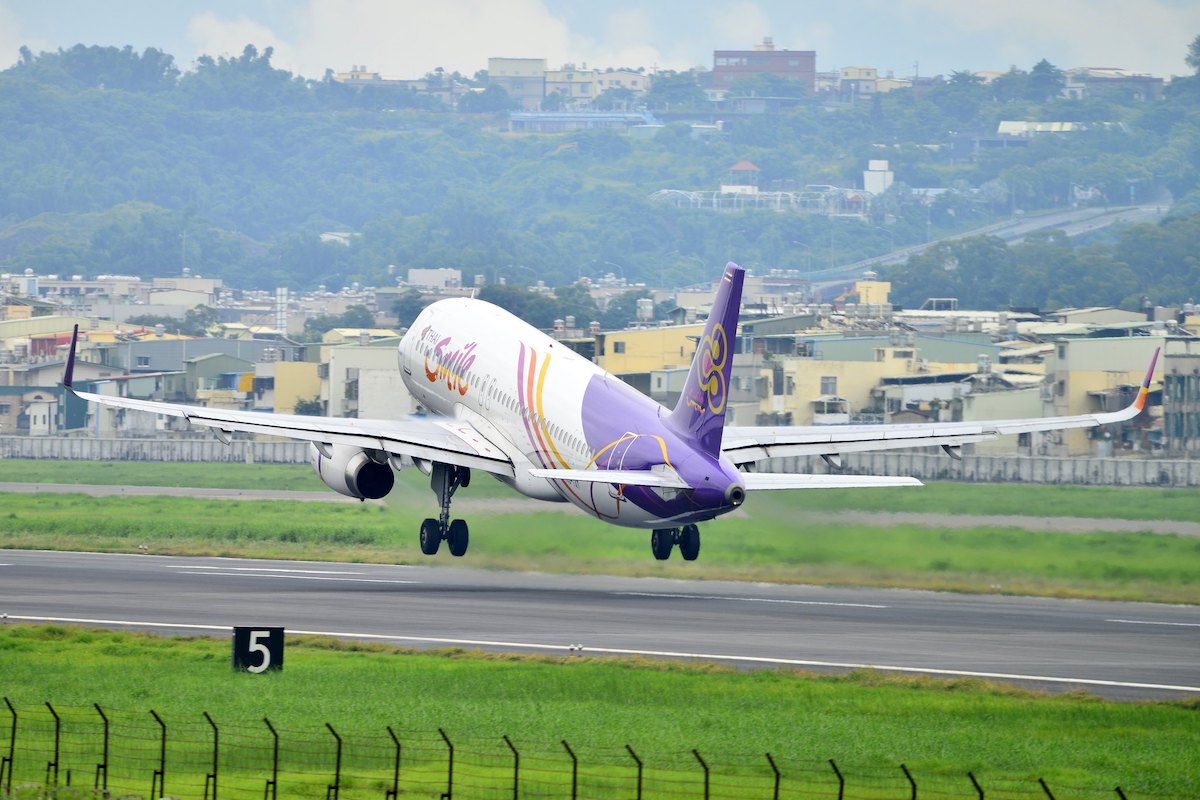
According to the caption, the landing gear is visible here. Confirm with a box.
[679,524,700,561]
[649,525,702,561]
[419,463,471,557]
[651,529,673,560]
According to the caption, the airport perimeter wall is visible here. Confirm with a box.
[1,436,1197,487]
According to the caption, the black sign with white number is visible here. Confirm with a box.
[232,626,284,673]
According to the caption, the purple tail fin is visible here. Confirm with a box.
[668,262,744,457]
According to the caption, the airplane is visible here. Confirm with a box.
[62,263,1159,561]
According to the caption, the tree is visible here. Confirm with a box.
[293,396,324,415]
[643,71,707,110]
[1186,34,1200,73]
[1027,59,1066,102]
[392,290,428,328]
[458,85,516,113]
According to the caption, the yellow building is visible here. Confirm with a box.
[595,324,705,375]
[271,361,321,415]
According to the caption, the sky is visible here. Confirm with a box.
[2,0,1198,81]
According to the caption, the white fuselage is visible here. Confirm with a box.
[397,298,734,528]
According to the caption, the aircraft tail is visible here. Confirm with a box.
[668,262,744,457]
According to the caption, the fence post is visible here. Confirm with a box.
[439,728,454,800]
[150,709,166,800]
[386,726,401,800]
[829,759,844,800]
[203,712,218,800]
[625,745,643,800]
[901,763,916,800]
[94,704,109,793]
[502,735,520,800]
[1,698,15,796]
[1038,778,1057,800]
[692,749,709,800]
[561,740,577,800]
[765,753,780,800]
[325,723,341,800]
[263,718,278,800]
[44,702,60,787]
[968,771,984,800]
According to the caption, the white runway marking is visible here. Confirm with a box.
[177,566,369,575]
[616,592,887,609]
[174,571,417,585]
[10,615,1198,695]
[1107,618,1200,628]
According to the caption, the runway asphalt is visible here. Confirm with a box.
[2,549,1197,701]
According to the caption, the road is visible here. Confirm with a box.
[2,550,1197,701]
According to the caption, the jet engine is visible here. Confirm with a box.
[310,443,395,500]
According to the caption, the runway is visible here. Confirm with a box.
[2,549,1197,701]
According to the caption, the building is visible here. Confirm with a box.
[1063,68,1164,102]
[487,57,547,110]
[1044,337,1163,455]
[1161,339,1200,454]
[712,37,815,93]
[544,65,596,107]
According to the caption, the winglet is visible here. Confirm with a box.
[1131,346,1160,413]
[63,324,79,390]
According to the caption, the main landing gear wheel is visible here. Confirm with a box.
[418,463,471,557]
[650,528,675,560]
[679,524,701,561]
[419,518,441,555]
[447,519,469,557]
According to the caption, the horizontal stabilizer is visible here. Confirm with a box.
[741,473,922,490]
[528,467,691,489]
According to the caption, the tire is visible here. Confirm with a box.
[458,467,471,489]
[679,525,701,561]
[650,529,673,560]
[419,518,441,555]
[448,519,469,557]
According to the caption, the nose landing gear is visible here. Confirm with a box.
[419,463,471,556]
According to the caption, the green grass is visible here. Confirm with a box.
[1,490,1198,603]
[0,459,1193,521]
[1,626,1196,799]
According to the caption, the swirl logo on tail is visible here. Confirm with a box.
[687,323,727,414]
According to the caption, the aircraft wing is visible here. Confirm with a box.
[722,347,1158,467]
[62,328,515,478]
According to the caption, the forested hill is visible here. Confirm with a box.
[1,42,1199,309]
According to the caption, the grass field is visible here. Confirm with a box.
[0,458,1195,521]
[1,625,1196,800]
[1,482,1197,602]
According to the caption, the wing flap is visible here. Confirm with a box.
[527,467,691,489]
[741,473,922,490]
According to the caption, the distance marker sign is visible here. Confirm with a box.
[232,626,284,672]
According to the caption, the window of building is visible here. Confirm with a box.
[613,341,626,354]
[0,404,10,415]
[820,376,837,395]
[136,356,151,367]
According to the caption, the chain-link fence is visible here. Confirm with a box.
[0,699,1173,800]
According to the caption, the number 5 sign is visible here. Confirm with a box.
[232,627,284,672]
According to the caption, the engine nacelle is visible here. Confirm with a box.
[310,443,395,500]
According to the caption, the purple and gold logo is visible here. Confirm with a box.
[688,323,727,414]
